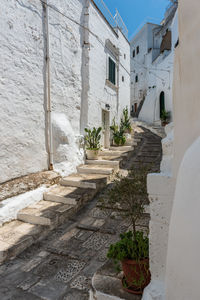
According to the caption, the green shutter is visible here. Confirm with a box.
[109,57,116,85]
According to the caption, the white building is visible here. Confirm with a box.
[130,2,178,124]
[0,0,130,184]
[143,0,200,299]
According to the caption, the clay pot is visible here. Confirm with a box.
[86,149,99,160]
[121,258,150,294]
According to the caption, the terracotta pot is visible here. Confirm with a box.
[86,149,99,160]
[121,258,150,294]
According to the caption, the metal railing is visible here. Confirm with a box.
[94,0,128,38]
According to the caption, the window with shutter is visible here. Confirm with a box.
[108,57,116,85]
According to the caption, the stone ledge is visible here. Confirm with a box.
[0,171,61,202]
[90,260,141,300]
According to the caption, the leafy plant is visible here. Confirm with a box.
[103,166,149,236]
[100,166,150,256]
[84,127,102,150]
[110,118,126,146]
[121,107,132,132]
[107,231,149,262]
[161,110,170,122]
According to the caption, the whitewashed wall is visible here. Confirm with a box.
[0,0,130,183]
[139,11,178,125]
[48,0,85,176]
[88,2,130,129]
[130,23,159,113]
[0,0,47,183]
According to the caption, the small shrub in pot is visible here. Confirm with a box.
[100,166,151,294]
[84,127,102,160]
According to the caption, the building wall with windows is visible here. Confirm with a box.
[130,4,178,124]
[0,0,130,184]
[130,23,159,115]
[88,1,130,130]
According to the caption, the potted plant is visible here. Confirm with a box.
[110,118,126,146]
[121,107,132,133]
[121,107,133,145]
[100,167,151,294]
[84,127,102,160]
[161,110,171,126]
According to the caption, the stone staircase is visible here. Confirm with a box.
[0,135,141,264]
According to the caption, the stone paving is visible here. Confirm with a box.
[0,126,162,300]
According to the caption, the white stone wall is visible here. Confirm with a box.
[0,0,130,183]
[88,2,130,129]
[0,0,47,183]
[130,9,178,125]
[130,25,149,111]
[48,0,85,176]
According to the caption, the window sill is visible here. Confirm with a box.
[105,79,118,92]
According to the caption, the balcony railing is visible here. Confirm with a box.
[94,0,128,38]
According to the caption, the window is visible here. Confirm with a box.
[124,54,126,59]
[122,76,124,82]
[132,49,135,57]
[136,46,139,54]
[135,75,138,83]
[108,57,116,85]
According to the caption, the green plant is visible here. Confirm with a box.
[161,110,170,122]
[84,127,102,150]
[103,167,149,235]
[110,118,126,146]
[107,231,149,263]
[121,107,132,132]
[101,166,151,291]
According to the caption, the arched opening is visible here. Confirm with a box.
[160,91,165,118]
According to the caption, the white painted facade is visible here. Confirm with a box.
[143,0,200,299]
[130,4,178,124]
[0,0,130,184]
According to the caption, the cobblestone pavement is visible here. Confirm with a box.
[0,127,162,300]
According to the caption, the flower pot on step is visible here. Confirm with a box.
[121,258,151,295]
[86,149,99,160]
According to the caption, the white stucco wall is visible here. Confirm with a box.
[136,10,178,125]
[88,2,130,129]
[165,0,200,298]
[144,0,200,299]
[0,0,47,183]
[0,0,130,183]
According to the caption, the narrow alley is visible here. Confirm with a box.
[0,126,162,300]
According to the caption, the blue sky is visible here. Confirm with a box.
[102,0,170,38]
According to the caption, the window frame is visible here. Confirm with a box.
[108,56,116,86]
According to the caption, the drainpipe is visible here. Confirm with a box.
[44,0,53,170]
[116,58,120,118]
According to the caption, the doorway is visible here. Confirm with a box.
[102,110,110,149]
[160,91,165,118]
[134,103,138,113]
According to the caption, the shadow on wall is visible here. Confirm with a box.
[52,113,84,177]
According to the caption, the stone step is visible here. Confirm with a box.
[43,185,82,205]
[86,159,119,170]
[98,155,123,161]
[0,220,43,264]
[109,145,134,151]
[100,150,129,157]
[60,173,108,190]
[77,164,113,175]
[17,200,74,227]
